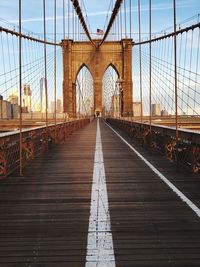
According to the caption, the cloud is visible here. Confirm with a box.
[8,0,199,24]
[9,11,111,24]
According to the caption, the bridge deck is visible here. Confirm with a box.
[0,119,200,267]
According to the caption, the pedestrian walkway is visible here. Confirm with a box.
[0,119,200,267]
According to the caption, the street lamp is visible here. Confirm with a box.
[116,79,124,118]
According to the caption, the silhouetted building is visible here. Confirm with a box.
[8,94,18,105]
[133,102,142,117]
[0,100,12,119]
[23,84,32,112]
[111,94,120,117]
[40,78,46,113]
[161,109,169,116]
[57,99,62,113]
[11,104,19,118]
[51,99,63,113]
[151,103,161,116]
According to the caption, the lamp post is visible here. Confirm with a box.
[116,79,124,118]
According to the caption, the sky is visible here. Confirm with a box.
[0,0,199,41]
[0,0,199,114]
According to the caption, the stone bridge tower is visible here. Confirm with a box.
[62,39,133,117]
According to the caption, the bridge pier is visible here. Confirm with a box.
[62,39,133,117]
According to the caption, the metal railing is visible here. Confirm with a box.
[0,118,89,177]
[106,118,200,174]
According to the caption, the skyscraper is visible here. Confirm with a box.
[23,84,32,112]
[56,99,62,113]
[151,103,161,116]
[8,93,18,105]
[40,78,46,113]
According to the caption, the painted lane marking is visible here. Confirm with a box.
[105,121,200,218]
[85,119,116,267]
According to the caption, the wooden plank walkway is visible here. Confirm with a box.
[100,120,200,267]
[0,120,97,267]
[0,118,200,267]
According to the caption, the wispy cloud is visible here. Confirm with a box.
[9,11,111,24]
[8,0,198,24]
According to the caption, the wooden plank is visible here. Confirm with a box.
[0,121,97,267]
[100,120,200,267]
[0,118,200,267]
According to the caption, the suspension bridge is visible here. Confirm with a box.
[0,0,200,266]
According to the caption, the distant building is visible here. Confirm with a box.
[34,101,41,112]
[57,99,62,113]
[40,78,46,113]
[151,103,161,116]
[51,101,56,113]
[8,94,18,105]
[161,109,169,116]
[133,102,142,117]
[23,84,32,112]
[11,104,19,118]
[111,94,120,117]
[51,99,63,113]
[0,100,12,119]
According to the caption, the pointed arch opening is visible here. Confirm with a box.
[76,65,94,117]
[102,65,121,117]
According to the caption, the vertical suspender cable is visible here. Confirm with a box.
[54,0,57,142]
[19,0,23,176]
[120,6,122,39]
[43,0,48,151]
[124,0,127,38]
[63,0,66,124]
[63,0,67,123]
[118,13,120,40]
[72,4,74,40]
[138,0,143,122]
[68,0,70,38]
[130,0,132,39]
[173,0,178,141]
[149,0,152,132]
[63,0,65,39]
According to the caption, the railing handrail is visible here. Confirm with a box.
[107,118,200,144]
[0,118,88,139]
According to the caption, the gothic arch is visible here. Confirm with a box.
[74,63,94,82]
[102,63,120,79]
[62,39,133,117]
[75,63,94,82]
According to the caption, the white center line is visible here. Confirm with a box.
[85,119,116,267]
[105,120,200,218]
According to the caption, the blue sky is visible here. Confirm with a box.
[0,0,199,114]
[0,0,199,41]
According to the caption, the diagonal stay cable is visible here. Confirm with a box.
[99,0,123,47]
[70,0,96,46]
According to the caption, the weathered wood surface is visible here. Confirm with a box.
[0,120,96,267]
[0,119,200,267]
[101,120,200,267]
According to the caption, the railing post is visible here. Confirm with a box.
[19,0,23,176]
[54,0,57,144]
[63,0,65,39]
[174,0,178,142]
[149,0,152,133]
[138,0,143,122]
[43,0,48,151]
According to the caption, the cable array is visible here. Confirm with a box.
[102,66,120,117]
[0,30,63,120]
[133,26,200,117]
[76,66,94,117]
